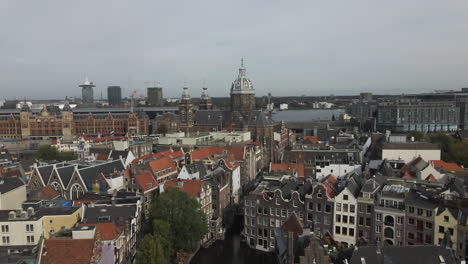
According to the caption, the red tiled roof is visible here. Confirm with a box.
[149,157,176,175]
[131,149,184,165]
[304,136,319,145]
[190,147,225,161]
[281,213,304,236]
[222,156,240,170]
[425,174,438,182]
[403,171,414,179]
[135,171,158,192]
[225,146,245,160]
[164,179,204,198]
[41,239,96,264]
[96,153,109,161]
[430,160,464,172]
[322,175,337,198]
[39,186,60,200]
[270,163,305,177]
[124,169,132,180]
[79,223,123,241]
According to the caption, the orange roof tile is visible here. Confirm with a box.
[304,136,319,145]
[131,149,184,165]
[270,163,305,177]
[164,179,204,198]
[190,147,225,161]
[39,186,60,200]
[149,157,176,176]
[96,153,109,161]
[225,146,245,160]
[430,160,464,172]
[222,156,240,170]
[41,238,96,264]
[135,171,158,192]
[425,174,438,182]
[79,223,123,241]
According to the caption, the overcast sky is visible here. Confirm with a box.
[1,1,468,100]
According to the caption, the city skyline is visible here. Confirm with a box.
[1,1,468,99]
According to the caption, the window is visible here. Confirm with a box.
[270,229,275,238]
[325,205,331,213]
[335,226,340,234]
[281,209,286,218]
[343,215,348,224]
[439,226,445,234]
[343,204,348,212]
[2,236,10,244]
[397,217,403,225]
[270,208,274,216]
[366,217,371,227]
[293,200,298,207]
[417,209,423,216]
[349,228,354,237]
[1,225,9,233]
[376,213,382,221]
[299,212,304,220]
[308,202,314,210]
[275,198,280,205]
[350,216,355,224]
[258,207,262,214]
[448,228,454,235]
[70,184,85,200]
[426,211,432,217]
[336,203,341,212]
[317,193,323,198]
[367,205,372,214]
[359,217,364,226]
[342,227,348,235]
[376,226,381,233]
[359,204,364,213]
[316,203,322,212]
[409,206,414,213]
[276,208,280,216]
[343,195,349,200]
[397,229,401,237]
[426,222,432,229]
[408,232,415,239]
[444,216,449,222]
[350,205,355,213]
[26,224,34,232]
[27,235,34,243]
[336,215,341,223]
[308,213,313,221]
[408,218,415,225]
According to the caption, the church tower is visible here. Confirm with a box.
[179,87,194,132]
[20,103,31,139]
[199,87,213,110]
[62,101,74,142]
[230,58,256,114]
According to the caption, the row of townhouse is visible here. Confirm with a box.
[242,172,468,261]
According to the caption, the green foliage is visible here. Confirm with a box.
[428,133,456,162]
[150,187,208,252]
[157,123,168,135]
[451,140,468,167]
[35,145,78,161]
[407,131,425,141]
[35,145,60,161]
[152,220,173,259]
[136,234,167,264]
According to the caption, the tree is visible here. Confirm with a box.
[428,133,456,162]
[407,131,425,142]
[157,123,168,135]
[136,234,167,264]
[58,151,77,161]
[35,145,60,161]
[152,220,173,259]
[150,187,208,252]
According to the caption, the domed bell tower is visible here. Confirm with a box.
[230,58,256,114]
[179,87,194,132]
[199,87,213,110]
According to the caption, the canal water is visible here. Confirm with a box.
[272,109,345,122]
[190,216,277,264]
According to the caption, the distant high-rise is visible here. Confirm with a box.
[79,77,95,106]
[147,87,163,106]
[107,86,122,106]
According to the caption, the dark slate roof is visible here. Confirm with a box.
[109,150,129,161]
[186,161,208,178]
[349,245,458,264]
[78,160,125,187]
[38,165,54,185]
[404,190,438,209]
[361,175,386,193]
[82,205,137,226]
[56,165,76,188]
[194,110,231,126]
[0,177,24,193]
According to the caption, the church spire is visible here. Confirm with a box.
[239,58,246,77]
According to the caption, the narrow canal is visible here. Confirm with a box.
[190,216,277,264]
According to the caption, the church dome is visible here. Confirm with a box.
[231,58,254,94]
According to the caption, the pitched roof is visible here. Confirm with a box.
[222,156,240,170]
[0,177,24,193]
[270,163,305,177]
[321,175,338,198]
[79,222,123,241]
[41,238,96,264]
[425,174,438,182]
[78,160,125,187]
[36,186,60,200]
[281,213,304,236]
[190,147,225,161]
[430,160,464,172]
[148,157,175,174]
[303,136,319,144]
[37,165,54,185]
[164,179,204,198]
[134,172,158,192]
[82,205,137,226]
